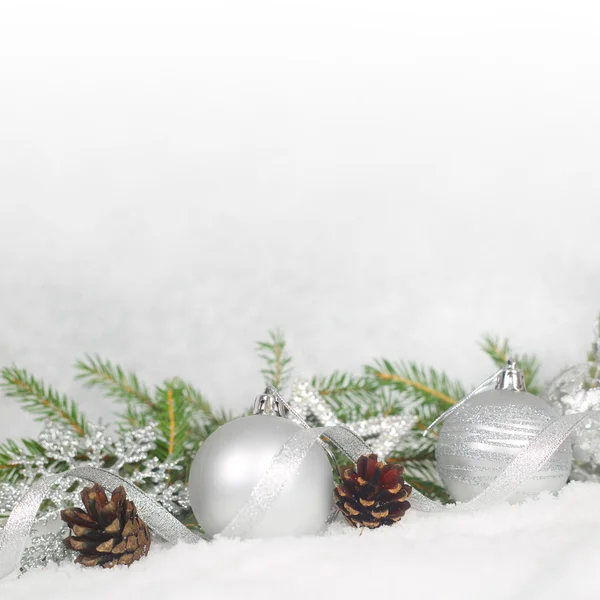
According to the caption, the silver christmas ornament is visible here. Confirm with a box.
[436,362,572,503]
[188,389,333,539]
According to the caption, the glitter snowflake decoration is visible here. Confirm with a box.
[290,380,417,459]
[0,421,189,572]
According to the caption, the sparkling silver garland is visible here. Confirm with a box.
[0,421,189,573]
[289,380,417,459]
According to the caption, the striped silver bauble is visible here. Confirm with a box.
[436,366,572,504]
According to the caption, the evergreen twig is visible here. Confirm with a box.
[1,367,88,436]
[74,355,154,409]
[0,438,46,483]
[257,329,293,389]
[365,360,466,431]
[366,360,463,407]
[154,380,192,462]
[311,372,378,402]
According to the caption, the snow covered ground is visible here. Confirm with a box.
[2,482,600,600]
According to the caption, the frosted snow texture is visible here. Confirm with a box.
[2,483,600,600]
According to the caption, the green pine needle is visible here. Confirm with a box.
[257,329,293,389]
[366,360,465,409]
[1,367,88,436]
[175,380,231,441]
[311,371,378,402]
[74,354,154,409]
[154,380,193,462]
[404,476,450,503]
[0,438,45,483]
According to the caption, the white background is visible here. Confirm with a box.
[1,0,600,441]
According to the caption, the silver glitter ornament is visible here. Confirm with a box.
[188,389,333,538]
[436,362,572,503]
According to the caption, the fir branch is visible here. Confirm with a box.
[0,439,25,482]
[154,379,194,462]
[257,329,293,389]
[311,372,378,402]
[173,379,231,441]
[74,355,154,409]
[390,435,437,464]
[0,438,45,482]
[118,404,151,431]
[405,477,450,503]
[480,334,541,394]
[1,367,88,436]
[366,360,464,408]
[389,436,449,502]
[167,389,176,456]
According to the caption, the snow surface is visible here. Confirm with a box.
[2,482,600,600]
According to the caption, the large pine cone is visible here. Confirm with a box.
[61,484,151,568]
[335,454,412,528]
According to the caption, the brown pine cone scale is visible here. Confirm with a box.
[335,454,412,528]
[61,484,151,568]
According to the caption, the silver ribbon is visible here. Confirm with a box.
[221,411,591,532]
[0,401,593,579]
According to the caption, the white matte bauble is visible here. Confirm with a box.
[188,414,333,538]
[436,389,572,503]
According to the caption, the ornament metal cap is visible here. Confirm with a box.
[424,360,525,435]
[495,360,526,392]
[253,387,288,417]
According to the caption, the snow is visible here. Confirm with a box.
[2,482,600,600]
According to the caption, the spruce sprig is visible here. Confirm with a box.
[480,334,541,395]
[0,439,26,483]
[311,371,378,402]
[366,360,464,407]
[257,329,293,389]
[1,367,88,436]
[365,360,466,432]
[0,438,46,483]
[154,380,193,461]
[389,435,449,501]
[74,355,154,409]
[177,381,231,440]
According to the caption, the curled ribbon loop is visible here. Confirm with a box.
[0,466,201,581]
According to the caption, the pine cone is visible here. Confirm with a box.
[61,484,151,568]
[335,454,412,528]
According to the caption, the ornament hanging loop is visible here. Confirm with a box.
[424,360,523,435]
[253,387,289,417]
[496,360,526,391]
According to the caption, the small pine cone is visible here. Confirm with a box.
[335,454,412,529]
[61,484,151,568]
